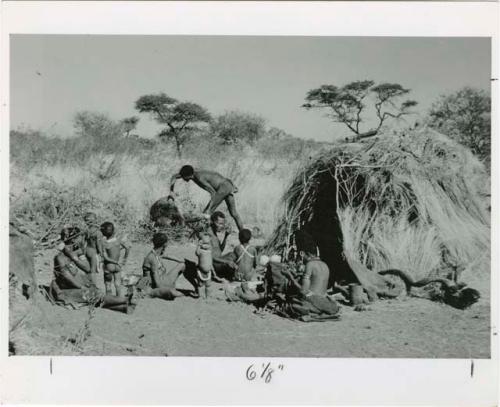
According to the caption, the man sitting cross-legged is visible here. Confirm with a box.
[279,231,340,320]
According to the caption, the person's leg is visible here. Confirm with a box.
[203,189,227,214]
[182,260,200,295]
[114,272,123,297]
[213,252,238,281]
[101,294,127,306]
[104,271,113,295]
[203,280,212,299]
[204,181,234,214]
[225,194,244,231]
[85,248,99,286]
[163,262,185,287]
[150,287,184,300]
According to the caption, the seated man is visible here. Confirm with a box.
[278,231,340,320]
[206,211,238,281]
[140,232,186,300]
[233,228,258,282]
[50,226,134,313]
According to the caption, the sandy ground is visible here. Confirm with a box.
[19,242,491,358]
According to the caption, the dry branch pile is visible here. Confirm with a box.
[266,127,490,288]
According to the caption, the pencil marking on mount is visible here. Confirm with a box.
[246,362,285,383]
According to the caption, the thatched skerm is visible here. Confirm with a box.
[266,127,490,293]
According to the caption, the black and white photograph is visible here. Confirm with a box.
[1,1,498,405]
[8,34,492,358]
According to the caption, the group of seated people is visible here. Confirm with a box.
[48,209,341,320]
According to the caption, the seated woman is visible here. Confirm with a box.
[50,226,134,313]
[139,233,186,300]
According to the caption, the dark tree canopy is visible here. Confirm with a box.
[303,80,418,136]
[135,93,211,157]
[427,87,491,166]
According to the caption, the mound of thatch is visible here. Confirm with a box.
[266,127,490,291]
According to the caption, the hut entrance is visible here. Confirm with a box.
[303,170,357,286]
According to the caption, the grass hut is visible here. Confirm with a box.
[266,127,490,292]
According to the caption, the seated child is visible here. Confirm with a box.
[195,233,215,299]
[100,221,130,297]
[234,229,258,282]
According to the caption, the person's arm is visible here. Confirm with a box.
[281,266,302,292]
[54,255,86,288]
[300,263,313,295]
[252,247,258,268]
[212,253,237,270]
[148,255,161,288]
[161,254,185,263]
[169,173,181,194]
[120,239,131,266]
[60,246,91,273]
[99,248,120,266]
[98,237,120,266]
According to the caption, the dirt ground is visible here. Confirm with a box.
[20,242,491,358]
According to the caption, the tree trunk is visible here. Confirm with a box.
[174,134,182,158]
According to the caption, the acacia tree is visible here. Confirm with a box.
[120,116,139,137]
[303,80,418,137]
[135,93,211,157]
[427,87,491,164]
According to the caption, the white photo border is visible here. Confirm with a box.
[1,1,498,405]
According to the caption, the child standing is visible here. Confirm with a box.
[82,212,104,286]
[233,229,258,282]
[195,233,215,299]
[100,221,130,296]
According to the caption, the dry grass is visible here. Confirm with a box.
[10,142,297,245]
[266,127,490,287]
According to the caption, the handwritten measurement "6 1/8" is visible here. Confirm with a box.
[246,362,284,383]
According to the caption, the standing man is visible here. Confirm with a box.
[169,165,244,231]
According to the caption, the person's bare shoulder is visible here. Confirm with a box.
[143,251,153,264]
[196,169,225,181]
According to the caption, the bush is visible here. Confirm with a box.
[210,111,266,145]
[427,87,491,167]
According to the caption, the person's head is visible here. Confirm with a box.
[238,228,252,245]
[210,211,226,232]
[294,230,318,261]
[152,232,169,253]
[200,233,211,245]
[100,221,114,238]
[60,226,83,249]
[83,211,97,226]
[179,165,195,181]
[252,226,262,238]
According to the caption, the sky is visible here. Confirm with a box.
[10,35,491,142]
